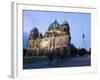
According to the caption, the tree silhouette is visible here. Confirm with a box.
[78,48,88,56]
[87,48,91,55]
[23,49,27,57]
[70,44,78,57]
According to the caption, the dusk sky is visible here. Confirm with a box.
[23,10,91,50]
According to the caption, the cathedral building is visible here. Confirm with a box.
[28,20,71,55]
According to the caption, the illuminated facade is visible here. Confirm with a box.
[28,20,71,55]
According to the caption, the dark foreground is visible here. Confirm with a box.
[23,56,90,69]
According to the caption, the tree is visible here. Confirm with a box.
[70,44,78,57]
[87,48,91,55]
[78,48,87,56]
[47,49,55,64]
[63,47,68,58]
[23,49,27,57]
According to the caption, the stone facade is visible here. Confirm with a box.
[28,20,71,55]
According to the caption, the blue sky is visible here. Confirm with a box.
[23,10,91,50]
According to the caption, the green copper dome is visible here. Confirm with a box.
[31,27,39,33]
[61,21,69,27]
[49,20,60,30]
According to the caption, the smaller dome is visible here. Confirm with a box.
[61,21,69,27]
[49,20,60,30]
[61,20,70,30]
[30,27,39,37]
[31,27,38,32]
